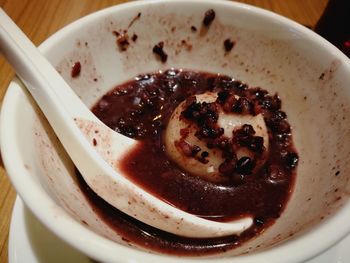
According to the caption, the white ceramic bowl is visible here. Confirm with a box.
[2,1,350,262]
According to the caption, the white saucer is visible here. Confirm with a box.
[8,197,350,263]
[8,197,91,263]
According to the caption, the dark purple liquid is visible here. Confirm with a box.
[77,70,298,255]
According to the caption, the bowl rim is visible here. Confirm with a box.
[2,0,350,262]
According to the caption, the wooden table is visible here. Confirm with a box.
[0,0,328,262]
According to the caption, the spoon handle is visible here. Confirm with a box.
[0,8,111,176]
[0,8,96,123]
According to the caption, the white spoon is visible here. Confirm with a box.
[0,9,253,238]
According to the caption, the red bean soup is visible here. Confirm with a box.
[77,69,298,255]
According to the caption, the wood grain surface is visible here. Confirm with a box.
[0,0,328,262]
